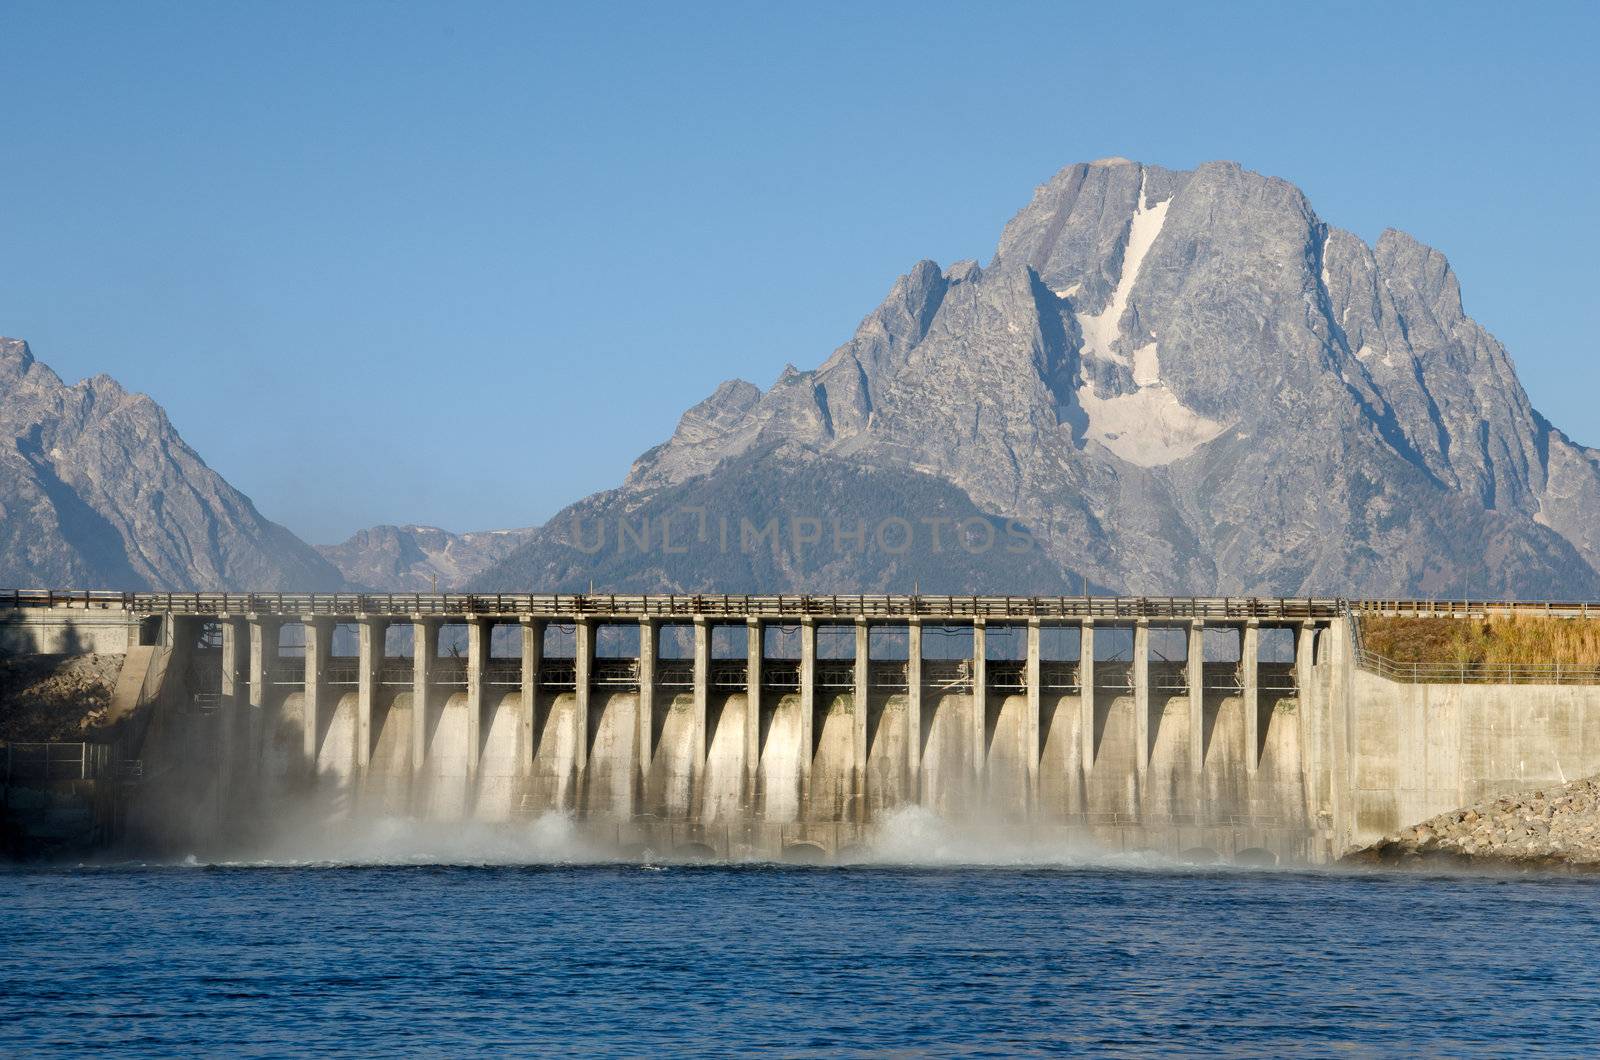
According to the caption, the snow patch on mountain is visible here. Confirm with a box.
[1075,380,1228,467]
[1074,174,1170,368]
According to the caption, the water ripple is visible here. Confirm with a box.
[4,862,1599,1055]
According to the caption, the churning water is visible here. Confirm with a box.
[4,824,1600,1055]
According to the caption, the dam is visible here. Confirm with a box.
[8,590,1600,863]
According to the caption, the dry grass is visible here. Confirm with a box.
[1361,615,1600,668]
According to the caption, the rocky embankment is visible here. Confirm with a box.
[1346,777,1600,872]
[0,654,121,742]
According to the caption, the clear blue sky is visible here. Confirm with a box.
[3,1,1596,544]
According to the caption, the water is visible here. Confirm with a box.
[5,847,1599,1056]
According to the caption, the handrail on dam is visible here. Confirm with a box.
[1352,647,1600,685]
[11,589,1600,621]
[1351,600,1600,619]
[2,589,1347,620]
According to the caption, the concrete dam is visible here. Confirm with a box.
[9,590,1600,864]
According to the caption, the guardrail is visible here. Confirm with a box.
[2,589,1348,621]
[15,587,1600,622]
[1353,647,1600,685]
[1353,600,1600,619]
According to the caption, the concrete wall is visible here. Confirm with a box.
[0,607,135,654]
[1344,670,1600,851]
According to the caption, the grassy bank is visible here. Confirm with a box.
[1360,615,1600,667]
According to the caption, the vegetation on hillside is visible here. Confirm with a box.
[1361,615,1600,668]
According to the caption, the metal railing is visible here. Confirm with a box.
[1094,662,1136,693]
[14,589,1600,639]
[1040,662,1081,692]
[3,742,113,782]
[1149,662,1190,693]
[988,661,1027,690]
[870,661,909,690]
[434,658,469,686]
[923,659,973,691]
[763,661,801,690]
[658,661,695,688]
[1260,662,1298,694]
[3,588,1352,621]
[1354,647,1600,685]
[1347,609,1600,685]
[540,661,578,689]
[487,659,522,686]
[815,663,855,688]
[594,659,638,687]
[1353,600,1600,620]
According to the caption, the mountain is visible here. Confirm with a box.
[0,338,344,590]
[317,524,537,591]
[478,159,1600,597]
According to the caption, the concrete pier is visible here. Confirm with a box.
[357,617,384,771]
[303,618,331,775]
[907,619,923,804]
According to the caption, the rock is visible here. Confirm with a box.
[0,652,122,741]
[1346,773,1600,872]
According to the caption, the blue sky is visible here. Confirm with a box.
[2,1,1596,543]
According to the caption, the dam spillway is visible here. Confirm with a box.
[10,591,1600,864]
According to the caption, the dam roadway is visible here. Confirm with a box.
[9,591,1600,863]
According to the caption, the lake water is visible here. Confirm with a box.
[4,818,1599,1055]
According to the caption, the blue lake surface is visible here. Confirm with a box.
[4,856,1600,1056]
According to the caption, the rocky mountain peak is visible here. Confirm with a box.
[10,159,1596,599]
[478,158,1600,597]
[1,337,35,373]
[0,340,344,590]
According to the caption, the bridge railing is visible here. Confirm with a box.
[15,588,1600,623]
[3,589,1351,621]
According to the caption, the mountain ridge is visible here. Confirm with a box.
[8,157,1598,597]
[0,337,345,590]
[317,523,538,591]
[476,158,1600,597]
